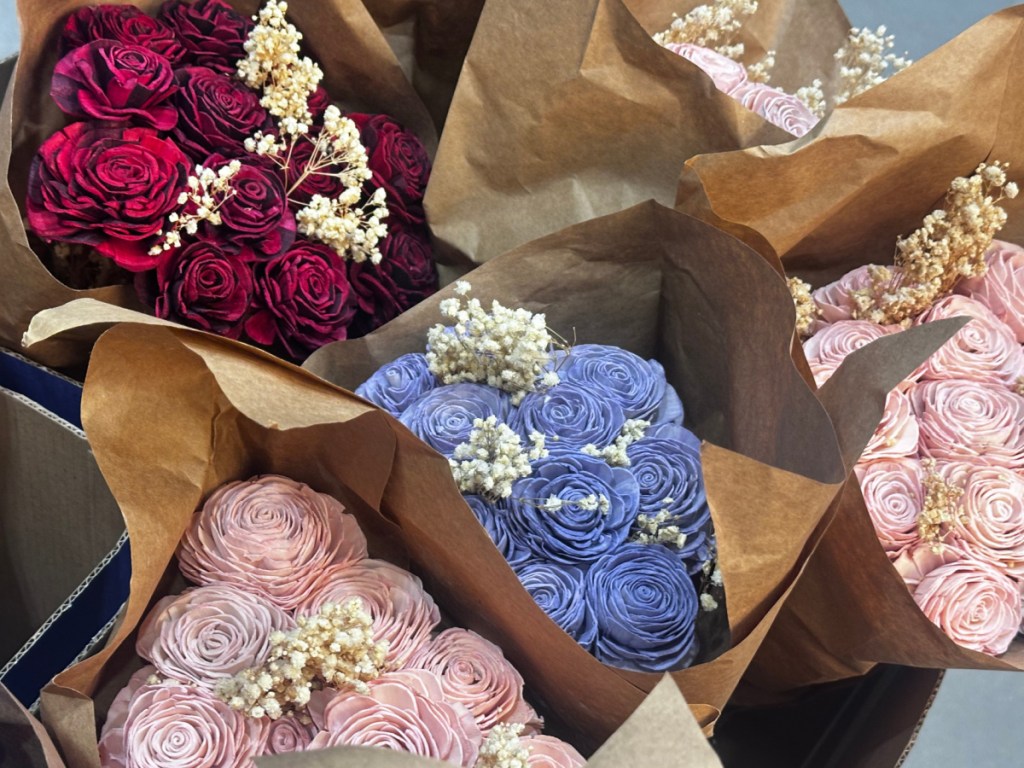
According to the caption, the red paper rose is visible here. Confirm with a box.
[205,155,295,258]
[146,236,256,338]
[247,241,357,358]
[159,0,253,75]
[26,122,189,271]
[286,129,347,206]
[351,113,431,223]
[171,67,272,159]
[58,4,185,63]
[51,41,178,130]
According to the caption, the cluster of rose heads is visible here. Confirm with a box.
[664,43,819,137]
[358,340,722,673]
[98,475,584,768]
[27,0,436,360]
[805,240,1024,656]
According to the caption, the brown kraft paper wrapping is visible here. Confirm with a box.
[676,6,1024,691]
[0,683,64,768]
[423,0,852,268]
[1,0,435,368]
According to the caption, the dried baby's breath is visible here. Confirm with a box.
[581,419,651,467]
[653,0,758,61]
[475,724,531,768]
[917,460,965,553]
[449,416,547,500]
[151,161,241,255]
[788,276,818,337]
[834,26,910,105]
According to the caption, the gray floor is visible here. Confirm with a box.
[0,0,1022,765]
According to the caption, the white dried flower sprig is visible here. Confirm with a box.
[834,26,911,106]
[216,599,386,720]
[633,506,688,550]
[449,416,547,500]
[237,0,322,138]
[654,0,758,60]
[746,50,775,84]
[788,276,818,338]
[917,460,965,554]
[851,162,1018,325]
[518,493,611,516]
[796,79,827,119]
[150,161,241,255]
[475,724,531,768]
[581,419,651,467]
[426,282,572,405]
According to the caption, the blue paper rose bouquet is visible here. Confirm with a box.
[356,283,719,673]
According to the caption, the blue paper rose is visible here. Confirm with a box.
[399,383,511,455]
[464,494,532,569]
[355,352,437,417]
[558,344,669,421]
[515,561,596,650]
[654,382,685,425]
[509,381,624,451]
[505,454,637,564]
[626,436,712,572]
[645,422,701,455]
[585,542,699,671]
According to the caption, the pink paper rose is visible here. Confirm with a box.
[892,542,965,590]
[913,557,1021,655]
[296,559,440,669]
[957,240,1024,343]
[98,681,265,768]
[855,457,924,555]
[664,43,748,94]
[947,463,1024,578]
[309,671,482,767]
[260,716,316,756]
[177,475,367,610]
[135,584,293,690]
[407,628,540,736]
[803,319,893,373]
[523,735,587,768]
[911,380,1024,469]
[810,265,875,330]
[914,295,1024,387]
[861,389,920,461]
[731,81,819,137]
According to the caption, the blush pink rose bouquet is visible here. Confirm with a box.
[798,162,1024,657]
[653,1,909,138]
[96,474,584,768]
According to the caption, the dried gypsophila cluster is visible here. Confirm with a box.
[833,26,911,106]
[581,419,651,467]
[698,563,723,612]
[449,416,548,500]
[745,50,775,84]
[917,460,965,553]
[526,493,611,515]
[426,282,571,405]
[151,161,241,255]
[796,79,827,119]
[851,162,1019,325]
[216,599,387,720]
[653,0,758,61]
[237,0,321,138]
[788,276,818,338]
[475,724,532,768]
[632,505,688,550]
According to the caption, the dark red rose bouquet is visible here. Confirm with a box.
[26,0,437,360]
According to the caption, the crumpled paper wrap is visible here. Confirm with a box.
[676,5,1024,693]
[1,0,434,368]
[423,0,851,268]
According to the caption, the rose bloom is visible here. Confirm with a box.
[26,123,189,272]
[159,0,254,75]
[246,240,358,359]
[854,457,924,556]
[295,558,440,669]
[731,81,819,137]
[135,584,293,690]
[557,344,668,421]
[914,295,1024,387]
[803,319,893,373]
[176,475,368,610]
[946,462,1024,578]
[172,66,272,158]
[260,716,316,756]
[146,236,256,339]
[510,381,625,453]
[913,557,1021,655]
[309,671,482,767]
[522,735,587,768]
[860,389,921,462]
[51,41,178,130]
[911,379,1024,469]
[59,5,185,62]
[355,352,438,417]
[464,495,533,570]
[957,240,1024,343]
[514,561,595,650]
[810,265,876,332]
[399,383,512,456]
[664,43,748,95]
[350,113,432,222]
[407,628,540,736]
[98,680,266,768]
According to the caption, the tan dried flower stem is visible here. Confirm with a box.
[917,460,965,553]
[788,276,818,338]
[851,162,1019,326]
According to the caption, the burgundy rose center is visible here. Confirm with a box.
[97,150,156,189]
